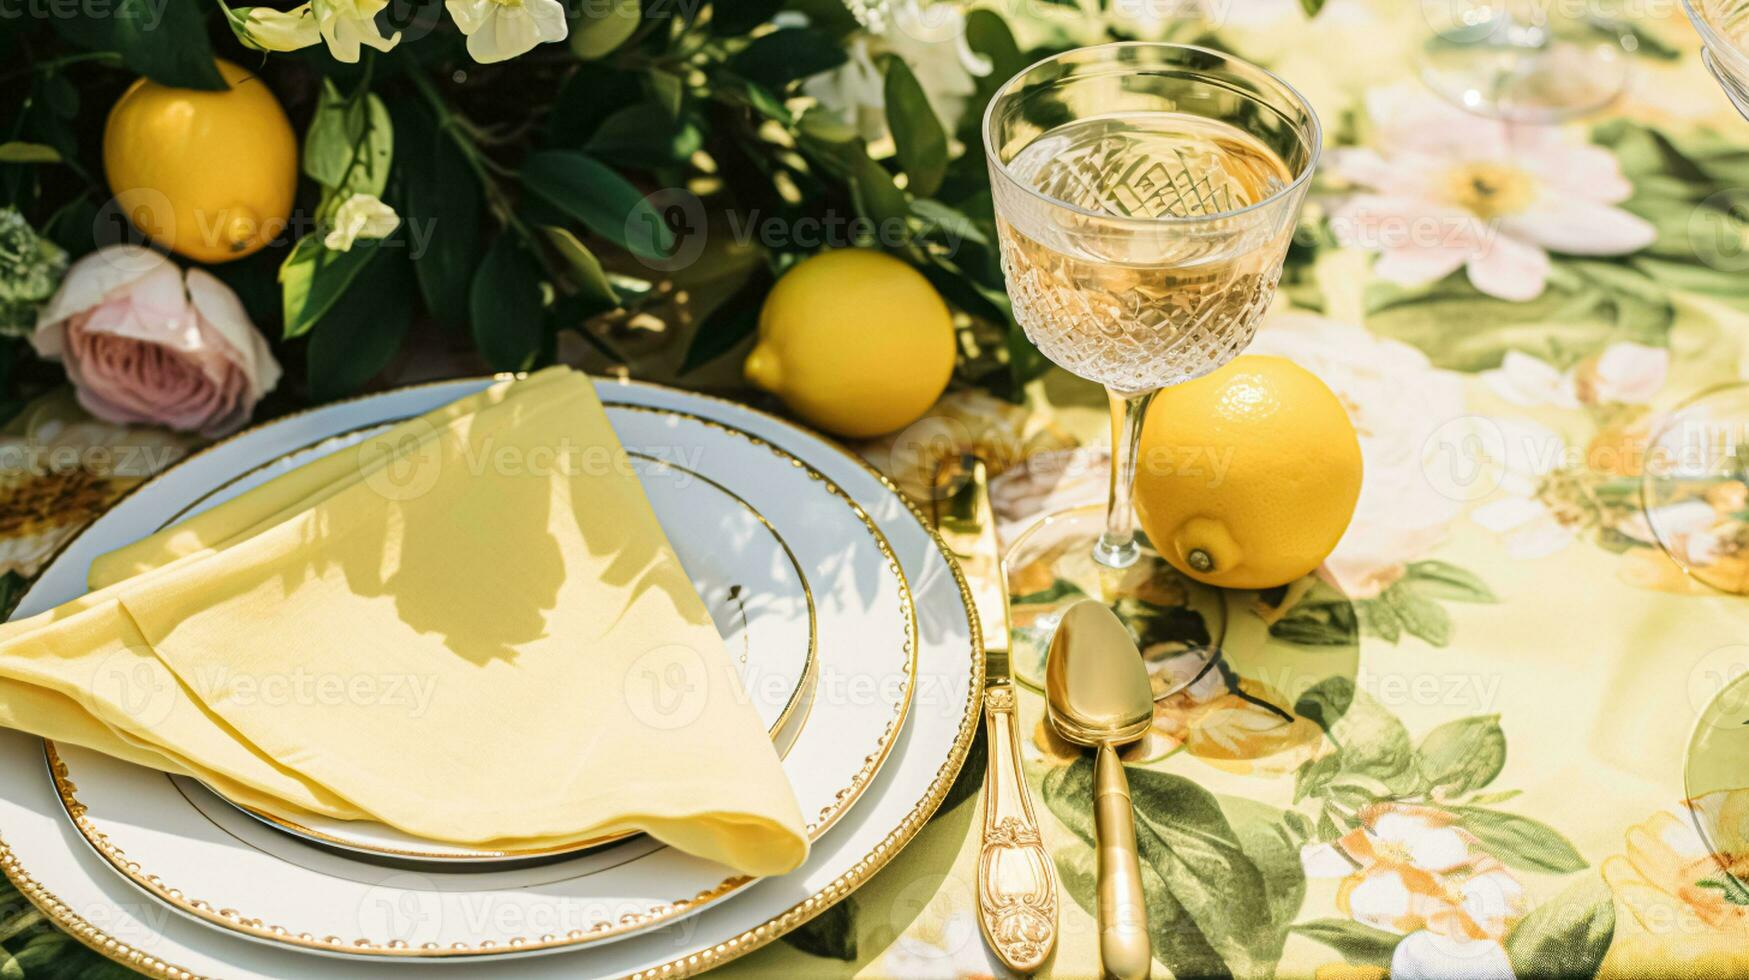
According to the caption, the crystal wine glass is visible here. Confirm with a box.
[1418,0,1632,123]
[983,42,1319,671]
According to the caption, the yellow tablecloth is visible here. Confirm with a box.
[9,1,1749,976]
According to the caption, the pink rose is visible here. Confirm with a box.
[32,245,281,437]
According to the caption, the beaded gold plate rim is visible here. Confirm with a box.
[0,375,983,978]
[16,380,919,961]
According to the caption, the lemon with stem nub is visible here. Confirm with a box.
[103,60,298,264]
[1135,355,1362,591]
[744,249,955,439]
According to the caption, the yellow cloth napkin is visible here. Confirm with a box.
[0,369,808,876]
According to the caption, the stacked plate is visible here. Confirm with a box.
[1684,0,1749,120]
[0,378,982,978]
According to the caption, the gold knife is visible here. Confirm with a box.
[934,454,1058,974]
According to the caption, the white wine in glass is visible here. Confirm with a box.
[985,43,1318,685]
[997,111,1297,395]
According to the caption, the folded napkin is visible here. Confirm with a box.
[0,369,808,876]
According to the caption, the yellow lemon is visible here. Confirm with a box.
[103,60,297,264]
[1135,355,1362,591]
[744,249,955,439]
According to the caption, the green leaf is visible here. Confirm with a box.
[0,143,59,165]
[1290,919,1402,966]
[303,81,393,202]
[711,0,782,34]
[1504,877,1615,978]
[279,235,380,340]
[81,0,227,90]
[542,226,620,307]
[399,106,480,332]
[965,10,1025,99]
[519,151,673,259]
[1042,760,1301,977]
[645,70,684,118]
[1300,0,1327,15]
[849,153,910,231]
[1381,581,1452,647]
[569,0,641,59]
[1416,715,1506,796]
[470,235,546,371]
[680,275,767,373]
[306,249,412,401]
[1270,599,1360,647]
[1295,678,1419,794]
[727,28,848,90]
[1454,806,1589,874]
[778,896,858,960]
[584,107,704,169]
[882,56,947,198]
[1403,560,1497,603]
[1698,875,1749,905]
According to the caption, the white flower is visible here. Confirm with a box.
[1329,84,1655,301]
[445,0,567,64]
[224,3,322,52]
[802,0,988,145]
[1391,930,1516,980]
[1248,313,1466,598]
[1300,803,1526,961]
[1583,342,1670,406]
[323,194,401,252]
[1483,351,1582,409]
[1467,417,1577,559]
[1483,343,1669,409]
[311,0,400,63]
[877,907,1008,979]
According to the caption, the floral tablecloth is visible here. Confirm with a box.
[10,1,1749,977]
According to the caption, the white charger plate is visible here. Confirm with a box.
[0,378,982,969]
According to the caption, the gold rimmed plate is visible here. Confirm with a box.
[34,392,918,959]
[0,377,980,977]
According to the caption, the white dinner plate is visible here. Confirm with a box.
[0,376,981,978]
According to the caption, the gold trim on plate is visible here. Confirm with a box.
[1,375,983,979]
[39,399,918,959]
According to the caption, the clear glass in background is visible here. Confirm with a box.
[1641,382,1749,595]
[983,41,1319,667]
[1683,0,1749,120]
[1418,0,1633,123]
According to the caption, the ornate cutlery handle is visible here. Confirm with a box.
[1094,742,1151,980]
[976,685,1058,973]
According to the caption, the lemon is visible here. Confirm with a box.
[1135,355,1362,591]
[103,59,297,264]
[744,249,955,439]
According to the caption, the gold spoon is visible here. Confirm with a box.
[1045,600,1154,980]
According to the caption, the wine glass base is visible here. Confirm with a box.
[1641,383,1749,595]
[1419,27,1629,123]
[1003,505,1228,699]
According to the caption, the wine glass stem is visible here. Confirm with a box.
[1095,387,1159,569]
